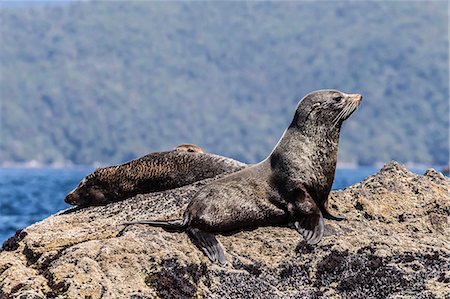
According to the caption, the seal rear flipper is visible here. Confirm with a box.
[187,228,226,265]
[294,211,324,245]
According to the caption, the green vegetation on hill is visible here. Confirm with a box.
[0,1,448,165]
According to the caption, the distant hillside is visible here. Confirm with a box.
[0,1,448,165]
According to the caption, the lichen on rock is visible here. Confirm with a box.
[1,162,449,298]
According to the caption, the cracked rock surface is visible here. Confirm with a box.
[1,162,449,298]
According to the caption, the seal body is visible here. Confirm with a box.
[65,147,245,206]
[126,90,362,264]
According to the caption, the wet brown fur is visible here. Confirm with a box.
[125,90,362,264]
[65,146,245,206]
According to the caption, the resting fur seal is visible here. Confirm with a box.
[125,90,362,264]
[65,145,245,206]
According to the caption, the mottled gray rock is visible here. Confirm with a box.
[1,162,449,298]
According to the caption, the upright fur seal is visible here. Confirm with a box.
[125,90,362,264]
[65,145,245,206]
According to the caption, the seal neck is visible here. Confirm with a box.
[267,125,340,196]
[271,121,341,158]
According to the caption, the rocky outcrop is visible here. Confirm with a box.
[1,162,449,298]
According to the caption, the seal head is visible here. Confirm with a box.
[289,89,362,133]
[64,175,107,206]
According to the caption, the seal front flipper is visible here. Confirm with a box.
[187,228,226,265]
[320,199,345,221]
[295,211,324,245]
[322,208,345,221]
[292,190,324,244]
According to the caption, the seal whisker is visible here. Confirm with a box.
[347,101,358,118]
[332,109,345,126]
[342,104,353,121]
[341,101,357,122]
[332,108,347,128]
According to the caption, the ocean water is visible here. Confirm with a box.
[0,166,429,244]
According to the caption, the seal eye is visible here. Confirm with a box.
[334,96,343,102]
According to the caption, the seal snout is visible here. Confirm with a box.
[64,191,79,205]
[348,93,362,105]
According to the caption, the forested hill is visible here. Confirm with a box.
[0,1,448,166]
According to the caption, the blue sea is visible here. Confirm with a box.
[0,166,432,244]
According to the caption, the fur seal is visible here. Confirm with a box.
[125,90,362,264]
[64,145,245,206]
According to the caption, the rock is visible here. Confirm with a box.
[1,162,449,298]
